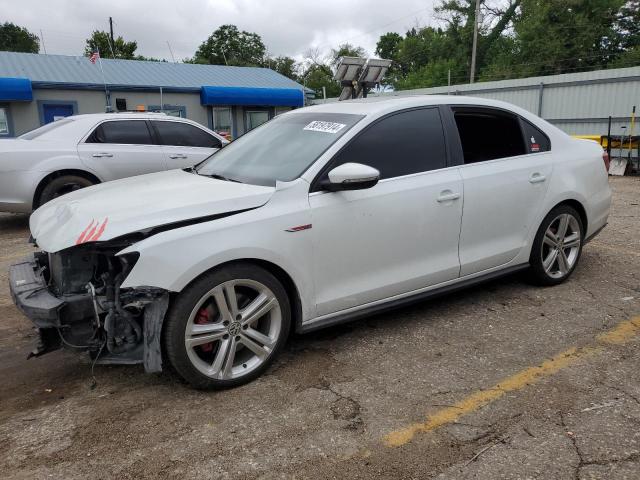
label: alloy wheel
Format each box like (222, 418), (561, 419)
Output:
(184, 279), (282, 380)
(541, 213), (581, 279)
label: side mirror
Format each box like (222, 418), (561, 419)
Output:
(320, 163), (380, 192)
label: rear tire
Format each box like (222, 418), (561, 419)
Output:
(163, 263), (291, 390)
(37, 175), (94, 208)
(528, 205), (584, 286)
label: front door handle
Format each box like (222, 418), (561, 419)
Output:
(437, 191), (461, 203)
(169, 154), (188, 159)
(92, 152), (113, 158)
(529, 172), (546, 184)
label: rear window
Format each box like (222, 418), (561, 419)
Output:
(87, 120), (153, 145)
(19, 118), (76, 140)
(152, 121), (222, 148)
(453, 108), (526, 163)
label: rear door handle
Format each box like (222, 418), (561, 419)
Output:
(169, 154), (188, 159)
(92, 152), (113, 158)
(529, 172), (546, 183)
(437, 191), (461, 203)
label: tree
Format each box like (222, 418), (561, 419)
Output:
(330, 43), (367, 67)
(375, 32), (403, 85)
(193, 25), (266, 67)
(269, 56), (299, 81)
(0, 22), (39, 53)
(85, 30), (137, 59)
(301, 63), (341, 98)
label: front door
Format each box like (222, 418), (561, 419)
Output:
(309, 107), (463, 316)
(43, 103), (74, 124)
(77, 119), (167, 181)
(451, 107), (554, 275)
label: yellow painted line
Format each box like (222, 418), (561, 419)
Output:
(383, 316), (640, 447)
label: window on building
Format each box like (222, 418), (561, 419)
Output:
(147, 105), (186, 118)
(152, 121), (222, 148)
(0, 107), (9, 136)
(87, 120), (153, 145)
(453, 108), (526, 163)
(246, 110), (270, 131)
(213, 107), (232, 136)
(325, 108), (447, 181)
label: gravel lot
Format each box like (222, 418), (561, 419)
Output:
(1, 176), (639, 479)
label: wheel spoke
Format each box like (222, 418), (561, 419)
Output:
(221, 337), (238, 378)
(543, 248), (559, 272)
(224, 283), (240, 319)
(563, 232), (580, 249)
(212, 288), (232, 322)
(243, 327), (275, 349)
(557, 249), (570, 274)
(239, 334), (269, 359)
(186, 330), (226, 348)
(241, 292), (276, 326)
(544, 229), (558, 246)
(556, 214), (569, 241)
(190, 322), (226, 336)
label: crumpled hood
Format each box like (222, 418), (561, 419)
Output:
(30, 169), (275, 252)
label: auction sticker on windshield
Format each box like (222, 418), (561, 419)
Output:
(303, 121), (346, 134)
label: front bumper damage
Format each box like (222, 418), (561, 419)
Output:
(9, 253), (169, 373)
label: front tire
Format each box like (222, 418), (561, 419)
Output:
(163, 263), (291, 389)
(529, 205), (584, 286)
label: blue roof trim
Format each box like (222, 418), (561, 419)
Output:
(0, 77), (32, 101)
(201, 86), (304, 107)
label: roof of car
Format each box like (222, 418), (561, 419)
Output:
(299, 95), (517, 116)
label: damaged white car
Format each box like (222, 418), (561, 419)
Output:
(10, 96), (611, 389)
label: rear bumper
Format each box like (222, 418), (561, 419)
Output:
(9, 254), (64, 328)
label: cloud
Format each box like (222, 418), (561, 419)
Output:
(1, 0), (435, 61)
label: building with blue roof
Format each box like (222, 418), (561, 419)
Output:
(0, 51), (308, 138)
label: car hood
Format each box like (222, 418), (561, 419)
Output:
(30, 169), (275, 253)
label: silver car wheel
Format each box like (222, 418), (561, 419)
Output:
(541, 213), (581, 279)
(184, 279), (282, 380)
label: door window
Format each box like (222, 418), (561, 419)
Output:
(87, 120), (153, 145)
(152, 121), (221, 148)
(246, 111), (270, 131)
(325, 107), (447, 181)
(452, 108), (526, 163)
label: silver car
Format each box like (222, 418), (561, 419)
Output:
(0, 112), (228, 213)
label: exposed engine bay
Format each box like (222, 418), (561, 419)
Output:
(10, 240), (168, 372)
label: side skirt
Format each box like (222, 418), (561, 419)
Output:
(298, 264), (529, 334)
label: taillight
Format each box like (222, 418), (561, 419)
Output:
(602, 151), (610, 173)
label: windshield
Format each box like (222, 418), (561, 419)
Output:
(19, 118), (76, 140)
(196, 112), (364, 186)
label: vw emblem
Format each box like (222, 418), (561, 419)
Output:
(228, 321), (242, 336)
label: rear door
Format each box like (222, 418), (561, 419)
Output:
(151, 120), (223, 169)
(77, 119), (167, 181)
(449, 107), (553, 276)
(309, 107), (463, 316)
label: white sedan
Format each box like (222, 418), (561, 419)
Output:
(0, 112), (228, 213)
(10, 96), (611, 389)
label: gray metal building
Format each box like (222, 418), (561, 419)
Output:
(0, 52), (308, 139)
(318, 66), (640, 136)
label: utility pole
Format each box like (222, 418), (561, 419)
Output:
(109, 17), (115, 45)
(469, 0), (481, 83)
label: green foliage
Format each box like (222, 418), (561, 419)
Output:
(85, 30), (137, 59)
(270, 56), (299, 81)
(302, 63), (341, 98)
(373, 0), (639, 90)
(193, 24), (266, 67)
(330, 43), (367, 66)
(0, 22), (39, 53)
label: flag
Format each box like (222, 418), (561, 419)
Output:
(89, 51), (99, 64)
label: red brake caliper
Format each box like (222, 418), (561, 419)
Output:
(195, 308), (214, 352)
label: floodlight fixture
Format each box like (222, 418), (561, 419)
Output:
(358, 58), (393, 85)
(334, 56), (366, 82)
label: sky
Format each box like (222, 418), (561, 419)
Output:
(1, 0), (437, 62)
